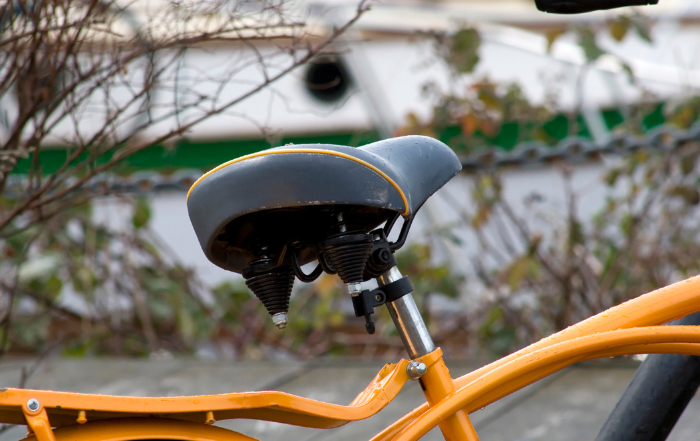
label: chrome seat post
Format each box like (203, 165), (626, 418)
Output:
(378, 266), (435, 359)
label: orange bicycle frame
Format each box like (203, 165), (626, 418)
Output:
(3, 275), (700, 441)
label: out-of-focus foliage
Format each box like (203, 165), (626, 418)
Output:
(395, 14), (700, 357)
(0, 0), (370, 362)
(203, 274), (348, 359)
(397, 244), (462, 306)
(434, 28), (482, 75)
(0, 205), (462, 359)
(1, 198), (209, 357)
(7, 8), (700, 362)
(403, 78), (555, 154)
(398, 13), (658, 155)
(666, 97), (700, 130)
(397, 26), (555, 153)
(455, 143), (700, 355)
(607, 13), (653, 43)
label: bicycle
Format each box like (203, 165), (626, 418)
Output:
(2, 134), (700, 441)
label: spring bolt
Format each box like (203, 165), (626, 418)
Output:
(272, 312), (288, 329)
(406, 361), (427, 379)
(337, 212), (347, 233)
(347, 282), (363, 297)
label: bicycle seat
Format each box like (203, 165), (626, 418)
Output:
(187, 135), (461, 273)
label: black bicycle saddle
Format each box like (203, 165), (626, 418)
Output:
(187, 135), (461, 274)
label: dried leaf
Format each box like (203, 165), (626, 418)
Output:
(472, 206), (491, 228)
(609, 17), (630, 42)
(681, 155), (697, 175)
(460, 113), (479, 136)
(545, 28), (566, 53)
(669, 186), (700, 206)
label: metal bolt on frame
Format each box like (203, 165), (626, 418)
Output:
(27, 399), (40, 411)
(406, 361), (428, 379)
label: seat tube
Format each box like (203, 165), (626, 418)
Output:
(379, 267), (479, 441)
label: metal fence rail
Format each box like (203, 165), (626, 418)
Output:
(459, 123), (700, 171)
(5, 123), (700, 197)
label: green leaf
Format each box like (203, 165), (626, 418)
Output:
(72, 266), (96, 295)
(577, 28), (605, 63)
(448, 28), (481, 74)
(619, 213), (635, 235)
(604, 167), (622, 186)
(439, 228), (463, 246)
(527, 234), (542, 256)
(506, 256), (531, 290)
(568, 220), (585, 247)
(478, 89), (502, 111)
(178, 307), (196, 340)
(132, 197), (151, 229)
(621, 62), (635, 83)
(45, 275), (63, 298)
(631, 16), (653, 43)
(478, 306), (517, 355)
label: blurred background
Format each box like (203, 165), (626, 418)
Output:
(2, 0), (700, 364)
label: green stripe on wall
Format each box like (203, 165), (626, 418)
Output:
(11, 105), (665, 175)
(12, 131), (381, 175)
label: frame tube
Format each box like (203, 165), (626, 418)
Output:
(380, 268), (477, 441)
(419, 356), (479, 441)
(372, 274), (700, 441)
(395, 326), (700, 441)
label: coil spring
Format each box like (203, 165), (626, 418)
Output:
(244, 266), (295, 315)
(323, 241), (373, 284)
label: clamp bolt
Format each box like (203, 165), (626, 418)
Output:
(347, 283), (363, 297)
(27, 399), (40, 411)
(406, 361), (427, 379)
(272, 312), (288, 329)
(377, 249), (392, 264)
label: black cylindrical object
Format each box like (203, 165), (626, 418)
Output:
(244, 266), (295, 316)
(536, 0), (658, 14)
(322, 233), (373, 284)
(595, 311), (700, 441)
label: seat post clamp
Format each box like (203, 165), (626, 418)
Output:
(351, 276), (414, 334)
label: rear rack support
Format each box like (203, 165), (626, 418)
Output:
(23, 399), (57, 441)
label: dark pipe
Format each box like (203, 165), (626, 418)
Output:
(535, 0), (658, 14)
(595, 311), (700, 441)
(535, 0), (659, 14)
